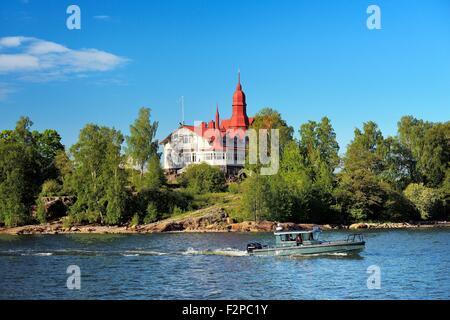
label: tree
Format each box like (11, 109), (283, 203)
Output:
(440, 169), (450, 219)
(344, 121), (386, 175)
(126, 107), (159, 186)
(32, 129), (64, 182)
(68, 124), (127, 225)
(420, 123), (450, 187)
(397, 117), (450, 187)
(249, 108), (294, 153)
(336, 121), (419, 222)
(142, 154), (166, 191)
(299, 117), (339, 192)
(0, 117), (50, 227)
(103, 129), (128, 225)
(404, 183), (442, 220)
(380, 136), (416, 191)
(241, 174), (271, 221)
(0, 141), (30, 227)
(55, 150), (75, 194)
(245, 108), (293, 175)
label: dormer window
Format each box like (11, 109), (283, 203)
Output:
(183, 135), (191, 144)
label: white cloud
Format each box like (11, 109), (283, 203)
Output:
(0, 54), (39, 72)
(66, 49), (124, 72)
(0, 36), (128, 80)
(27, 40), (68, 55)
(0, 36), (27, 48)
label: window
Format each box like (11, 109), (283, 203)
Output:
(183, 135), (191, 144)
(280, 234), (296, 242)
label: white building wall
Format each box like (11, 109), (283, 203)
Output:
(163, 127), (246, 171)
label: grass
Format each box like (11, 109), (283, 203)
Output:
(162, 192), (242, 223)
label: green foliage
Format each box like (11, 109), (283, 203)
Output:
(40, 179), (62, 196)
(143, 203), (160, 224)
(179, 163), (226, 194)
(299, 117), (339, 179)
(130, 213), (140, 226)
(440, 169), (450, 219)
(241, 174), (271, 221)
(404, 183), (442, 220)
(68, 124), (127, 225)
(62, 215), (75, 228)
(0, 116), (61, 227)
(126, 107), (159, 181)
(228, 182), (240, 194)
(126, 187), (192, 224)
(335, 120), (423, 222)
(0, 141), (31, 227)
(250, 108), (294, 152)
(35, 198), (47, 224)
(172, 205), (183, 215)
(380, 136), (416, 191)
(1, 110), (448, 228)
(398, 117), (450, 187)
(334, 171), (418, 222)
(343, 121), (386, 175)
(246, 108), (294, 174)
(141, 155), (166, 191)
(240, 120), (341, 224)
(32, 129), (64, 182)
(54, 150), (75, 194)
(187, 192), (229, 211)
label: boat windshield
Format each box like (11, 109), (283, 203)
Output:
(276, 231), (317, 243)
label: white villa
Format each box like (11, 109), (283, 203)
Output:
(161, 73), (254, 175)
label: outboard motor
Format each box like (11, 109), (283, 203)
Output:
(247, 242), (263, 253)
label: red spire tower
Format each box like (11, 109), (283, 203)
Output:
(229, 70), (249, 128)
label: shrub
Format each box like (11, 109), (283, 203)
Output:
(62, 215), (75, 229)
(40, 179), (62, 196)
(178, 163), (226, 194)
(130, 213), (140, 226)
(35, 199), (47, 224)
(143, 203), (160, 224)
(228, 182), (240, 194)
(172, 205), (183, 215)
(404, 183), (442, 220)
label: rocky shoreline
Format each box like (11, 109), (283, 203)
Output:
(0, 208), (449, 235)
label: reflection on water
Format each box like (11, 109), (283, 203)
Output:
(0, 229), (449, 299)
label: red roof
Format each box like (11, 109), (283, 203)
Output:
(160, 72), (254, 145)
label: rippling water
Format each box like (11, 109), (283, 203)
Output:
(0, 229), (449, 299)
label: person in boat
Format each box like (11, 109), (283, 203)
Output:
(295, 234), (303, 246)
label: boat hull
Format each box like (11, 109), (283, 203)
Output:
(249, 241), (365, 256)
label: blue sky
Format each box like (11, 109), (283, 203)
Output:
(1, 0), (449, 153)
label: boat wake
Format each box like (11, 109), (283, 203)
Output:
(289, 252), (354, 259)
(0, 249), (168, 257)
(182, 247), (248, 257)
(0, 248), (359, 258)
(0, 248), (248, 257)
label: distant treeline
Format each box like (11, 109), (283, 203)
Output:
(0, 108), (448, 227)
(240, 109), (449, 224)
